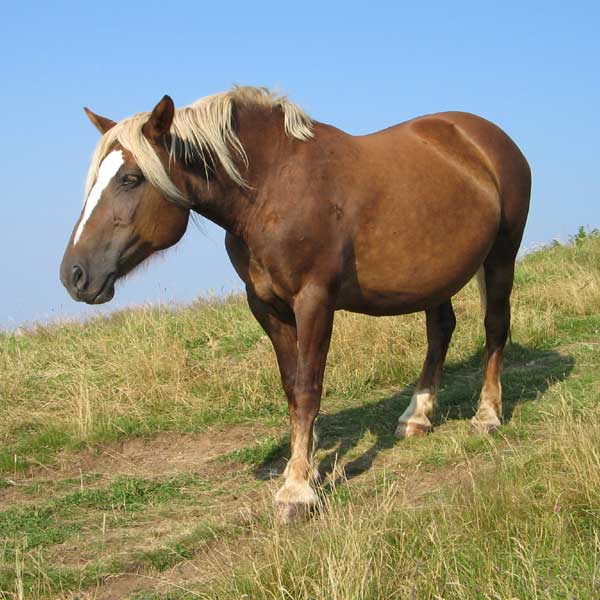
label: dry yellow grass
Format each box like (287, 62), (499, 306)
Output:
(211, 385), (600, 600)
(2, 234), (598, 457)
(0, 230), (599, 599)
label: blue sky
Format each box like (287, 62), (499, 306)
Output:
(0, 1), (598, 329)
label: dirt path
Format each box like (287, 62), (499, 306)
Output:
(0, 425), (275, 510)
(1, 418), (500, 600)
(55, 426), (496, 600)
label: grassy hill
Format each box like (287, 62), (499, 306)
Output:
(1, 230), (599, 599)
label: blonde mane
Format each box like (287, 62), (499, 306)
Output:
(85, 86), (314, 205)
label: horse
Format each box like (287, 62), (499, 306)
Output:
(60, 86), (531, 522)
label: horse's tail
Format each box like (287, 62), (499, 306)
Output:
(476, 266), (487, 315)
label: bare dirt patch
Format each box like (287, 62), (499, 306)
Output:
(60, 425), (275, 478)
(0, 425), (279, 511)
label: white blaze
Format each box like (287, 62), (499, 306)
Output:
(74, 150), (124, 245)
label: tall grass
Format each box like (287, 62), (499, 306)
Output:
(213, 387), (600, 600)
(0, 231), (599, 598)
(2, 233), (598, 474)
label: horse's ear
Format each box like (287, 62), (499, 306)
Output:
(142, 95), (175, 141)
(83, 107), (116, 134)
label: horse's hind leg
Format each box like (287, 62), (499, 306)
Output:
(396, 300), (456, 438)
(471, 252), (516, 433)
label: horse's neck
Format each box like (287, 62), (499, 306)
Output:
(189, 105), (286, 236)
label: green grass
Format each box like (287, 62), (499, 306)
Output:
(135, 521), (241, 572)
(0, 229), (599, 598)
(219, 434), (288, 466)
(0, 474), (206, 557)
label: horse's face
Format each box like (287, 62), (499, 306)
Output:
(60, 105), (189, 304)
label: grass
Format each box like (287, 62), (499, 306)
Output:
(134, 521), (241, 572)
(218, 434), (287, 466)
(0, 229), (599, 598)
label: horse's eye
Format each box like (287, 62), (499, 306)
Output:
(122, 173), (142, 187)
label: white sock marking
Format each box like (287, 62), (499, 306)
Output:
(74, 150), (124, 245)
(398, 389), (435, 427)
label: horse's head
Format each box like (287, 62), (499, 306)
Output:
(60, 97), (190, 304)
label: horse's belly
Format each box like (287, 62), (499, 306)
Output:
(337, 188), (500, 315)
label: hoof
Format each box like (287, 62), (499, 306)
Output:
(395, 421), (433, 439)
(275, 480), (318, 524)
(470, 417), (501, 434)
(275, 500), (315, 524)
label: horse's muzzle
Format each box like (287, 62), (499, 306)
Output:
(60, 258), (116, 304)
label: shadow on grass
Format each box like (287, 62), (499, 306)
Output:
(255, 343), (575, 483)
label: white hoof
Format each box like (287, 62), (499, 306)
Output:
(470, 415), (501, 434)
(275, 480), (318, 524)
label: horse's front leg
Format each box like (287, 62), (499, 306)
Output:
(246, 288), (298, 404)
(275, 284), (334, 523)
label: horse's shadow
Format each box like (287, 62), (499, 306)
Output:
(255, 343), (575, 482)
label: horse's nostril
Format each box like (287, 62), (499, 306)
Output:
(72, 265), (82, 283)
(72, 264), (87, 291)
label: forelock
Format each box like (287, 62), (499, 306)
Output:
(84, 86), (314, 208)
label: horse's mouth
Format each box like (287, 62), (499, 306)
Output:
(88, 272), (117, 305)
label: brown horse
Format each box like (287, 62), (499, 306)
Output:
(60, 86), (530, 522)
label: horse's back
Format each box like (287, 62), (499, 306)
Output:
(359, 110), (529, 195)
